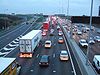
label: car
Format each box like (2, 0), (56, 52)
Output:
(50, 29), (54, 33)
(93, 55), (100, 72)
(90, 26), (95, 31)
(88, 37), (95, 44)
(39, 55), (49, 66)
(97, 30), (100, 34)
(58, 37), (64, 43)
(58, 31), (63, 36)
(50, 32), (54, 36)
(42, 31), (46, 36)
(94, 36), (100, 42)
(77, 30), (82, 35)
(57, 26), (60, 30)
(79, 39), (88, 47)
(60, 50), (69, 61)
(81, 24), (85, 27)
(85, 27), (90, 31)
(16, 63), (21, 75)
(45, 40), (52, 48)
(82, 28), (87, 33)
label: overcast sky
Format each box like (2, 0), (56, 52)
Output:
(0, 0), (100, 16)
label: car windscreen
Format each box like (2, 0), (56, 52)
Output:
(61, 53), (68, 55)
(45, 42), (50, 44)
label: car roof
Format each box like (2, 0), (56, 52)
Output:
(61, 50), (67, 53)
(59, 37), (63, 39)
(45, 40), (51, 43)
(94, 55), (100, 62)
(80, 39), (86, 41)
(40, 55), (49, 62)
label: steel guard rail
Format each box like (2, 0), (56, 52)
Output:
(60, 25), (98, 75)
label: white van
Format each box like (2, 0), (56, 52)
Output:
(93, 55), (100, 71)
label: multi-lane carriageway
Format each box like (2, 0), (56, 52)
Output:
(0, 17), (82, 75)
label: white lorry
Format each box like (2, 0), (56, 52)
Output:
(19, 30), (42, 58)
(93, 55), (100, 72)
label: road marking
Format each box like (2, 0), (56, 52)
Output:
(53, 54), (55, 58)
(1, 18), (40, 57)
(3, 47), (11, 51)
(54, 43), (56, 46)
(15, 38), (19, 41)
(36, 54), (39, 58)
(8, 43), (17, 47)
(12, 40), (19, 44)
(0, 24), (25, 39)
(30, 70), (34, 72)
(53, 70), (56, 73)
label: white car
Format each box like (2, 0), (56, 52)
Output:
(60, 50), (69, 61)
(79, 39), (88, 47)
(57, 26), (60, 30)
(45, 40), (52, 48)
(85, 27), (89, 31)
(77, 30), (82, 35)
(58, 32), (63, 36)
(97, 30), (100, 34)
(17, 64), (21, 75)
(94, 36), (100, 42)
(89, 37), (95, 44)
(93, 55), (100, 72)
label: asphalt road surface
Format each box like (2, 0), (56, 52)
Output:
(5, 22), (76, 75)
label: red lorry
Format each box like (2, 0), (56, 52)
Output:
(43, 21), (49, 31)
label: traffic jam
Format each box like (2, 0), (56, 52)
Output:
(62, 18), (100, 73)
(0, 16), (76, 75)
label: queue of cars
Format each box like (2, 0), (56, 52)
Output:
(40, 25), (69, 67)
(70, 23), (100, 73)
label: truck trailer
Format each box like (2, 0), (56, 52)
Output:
(19, 30), (42, 58)
(43, 21), (49, 31)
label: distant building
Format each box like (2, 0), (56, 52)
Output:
(98, 6), (100, 16)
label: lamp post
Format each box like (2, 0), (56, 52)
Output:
(86, 0), (93, 65)
(67, 0), (69, 19)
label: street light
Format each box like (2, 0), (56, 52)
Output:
(86, 0), (93, 65)
(67, 0), (69, 19)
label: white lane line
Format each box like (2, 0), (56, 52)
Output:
(53, 70), (56, 73)
(36, 54), (39, 58)
(63, 27), (77, 75)
(3, 46), (18, 57)
(2, 18), (40, 57)
(0, 24), (25, 39)
(3, 47), (11, 51)
(53, 54), (55, 58)
(15, 38), (19, 41)
(30, 70), (34, 72)
(5, 47), (15, 51)
(0, 52), (9, 56)
(8, 43), (17, 47)
(12, 40), (19, 44)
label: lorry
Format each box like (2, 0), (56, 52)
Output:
(0, 58), (17, 75)
(19, 30), (42, 58)
(43, 21), (49, 31)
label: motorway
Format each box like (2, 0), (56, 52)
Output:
(72, 23), (100, 63)
(0, 17), (41, 56)
(0, 17), (82, 75)
(62, 19), (100, 74)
